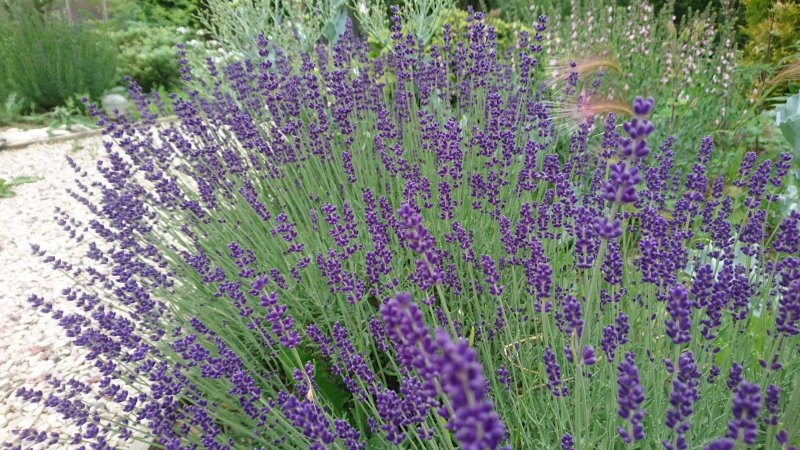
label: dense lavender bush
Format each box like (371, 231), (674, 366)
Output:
(4, 7), (799, 450)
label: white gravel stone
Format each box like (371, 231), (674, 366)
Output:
(0, 138), (138, 449)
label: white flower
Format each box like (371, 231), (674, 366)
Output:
(357, 1), (367, 15)
(176, 27), (187, 35)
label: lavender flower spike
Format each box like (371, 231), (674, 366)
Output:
(665, 283), (692, 344)
(434, 328), (508, 450)
(703, 439), (735, 450)
(617, 352), (646, 443)
(725, 381), (761, 444)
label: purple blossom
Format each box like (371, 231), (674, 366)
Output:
(380, 293), (508, 449)
(582, 345), (596, 366)
(277, 391), (336, 447)
(397, 203), (444, 290)
(496, 365), (511, 392)
(776, 257), (800, 336)
(601, 324), (618, 362)
(703, 439), (735, 450)
(561, 295), (584, 337)
(434, 329), (508, 450)
(602, 241), (624, 285)
(260, 291), (301, 348)
(707, 365), (720, 384)
(481, 254), (504, 296)
(595, 216), (622, 240)
(725, 381), (761, 444)
(543, 345), (567, 397)
(665, 284), (692, 344)
(663, 351), (701, 450)
(763, 384), (780, 425)
(604, 162), (642, 203)
(561, 433), (575, 450)
(726, 362), (743, 390)
(617, 352), (646, 443)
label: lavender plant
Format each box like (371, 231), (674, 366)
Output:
(4, 7), (800, 450)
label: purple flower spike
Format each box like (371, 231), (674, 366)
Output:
(561, 433), (575, 450)
(277, 391), (336, 447)
(764, 384), (780, 425)
(582, 345), (596, 366)
(776, 257), (800, 336)
(665, 283), (692, 344)
(601, 325), (618, 362)
(496, 365), (511, 392)
(260, 291), (301, 348)
(604, 162), (642, 203)
(776, 428), (788, 445)
(434, 329), (508, 450)
(543, 345), (567, 397)
(726, 362), (743, 390)
(617, 352), (646, 443)
(725, 381), (761, 444)
(663, 351), (701, 450)
(380, 293), (508, 449)
(633, 96), (655, 115)
(562, 295), (584, 337)
(595, 216), (622, 239)
(397, 203), (444, 290)
(703, 439), (735, 450)
(379, 292), (436, 375)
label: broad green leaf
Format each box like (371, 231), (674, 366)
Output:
(275, 345), (351, 415)
(775, 92), (800, 153)
(0, 178), (15, 198)
(9, 175), (40, 186)
(312, 360), (351, 416)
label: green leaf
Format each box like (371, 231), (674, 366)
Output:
(9, 175), (40, 186)
(321, 4), (347, 44)
(312, 359), (351, 415)
(275, 345), (351, 416)
(775, 92), (800, 153)
(367, 433), (392, 449)
(0, 178), (15, 198)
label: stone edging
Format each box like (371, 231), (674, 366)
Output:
(0, 116), (178, 151)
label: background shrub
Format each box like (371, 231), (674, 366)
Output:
(742, 0), (800, 66)
(104, 0), (206, 28)
(428, 8), (530, 54)
(111, 22), (185, 92)
(0, 3), (116, 111)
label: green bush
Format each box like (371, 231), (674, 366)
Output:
(742, 0), (800, 66)
(430, 8), (530, 54)
(104, 0), (206, 28)
(112, 22), (185, 92)
(0, 4), (116, 111)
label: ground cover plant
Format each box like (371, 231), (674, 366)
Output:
(3, 5), (800, 450)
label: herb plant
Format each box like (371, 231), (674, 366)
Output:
(5, 7), (799, 450)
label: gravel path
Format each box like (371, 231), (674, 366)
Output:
(0, 138), (131, 449)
